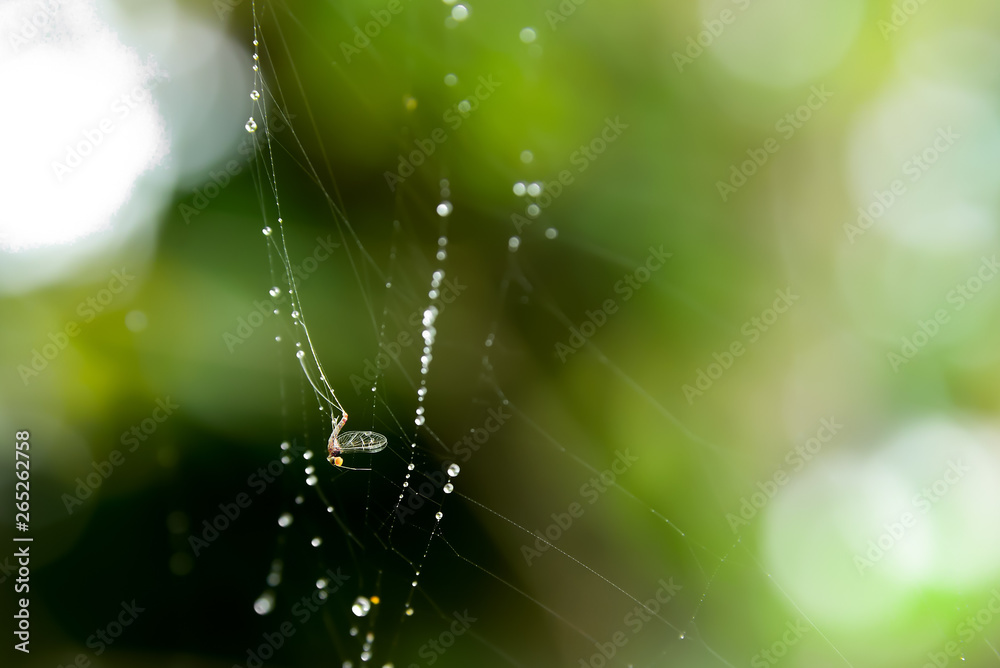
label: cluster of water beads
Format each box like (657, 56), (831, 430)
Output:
(512, 179), (559, 239)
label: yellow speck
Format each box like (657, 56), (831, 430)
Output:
(370, 596), (380, 604)
(404, 96), (418, 111)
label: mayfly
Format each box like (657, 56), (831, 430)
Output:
(327, 411), (388, 469)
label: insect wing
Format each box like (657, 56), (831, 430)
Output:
(337, 431), (388, 453)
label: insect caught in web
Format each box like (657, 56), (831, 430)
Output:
(327, 411), (388, 470)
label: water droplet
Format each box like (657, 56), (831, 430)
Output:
(407, 463), (415, 471)
(252, 64), (259, 71)
(415, 416), (425, 426)
(444, 482), (454, 493)
(262, 226), (272, 236)
(520, 27), (537, 43)
(679, 632), (685, 639)
(303, 450), (314, 460)
(311, 536), (322, 547)
(352, 596), (372, 617)
(447, 463), (461, 477)
(253, 39), (258, 46)
(361, 651), (372, 661)
(250, 90), (260, 100)
(278, 513), (293, 527)
(435, 511), (443, 520)
(545, 227), (558, 239)
(269, 286), (281, 297)
(281, 441), (290, 450)
(294, 495), (304, 504)
(526, 203), (540, 217)
(275, 335), (282, 342)
(405, 606), (414, 616)
(350, 626), (359, 636)
(508, 236), (521, 251)
(245, 117), (257, 133)
(254, 591), (275, 615)
(513, 182), (526, 196)
(428, 289), (439, 299)
(306, 475), (318, 486)
(527, 182), (542, 197)
(436, 201), (453, 217)
(520, 150), (533, 163)
(451, 4), (469, 21)
(267, 572), (281, 586)
(437, 250), (447, 260)
(252, 53), (259, 60)
(444, 73), (458, 86)
(291, 310), (300, 319)
(457, 99), (471, 113)
(296, 350), (305, 359)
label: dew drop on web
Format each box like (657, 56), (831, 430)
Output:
(245, 117), (257, 133)
(447, 463), (460, 477)
(277, 512), (293, 527)
(253, 591), (274, 615)
(352, 596), (372, 617)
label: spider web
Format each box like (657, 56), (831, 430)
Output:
(231, 2), (856, 667)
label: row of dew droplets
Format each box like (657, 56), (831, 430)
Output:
(246, 7), (391, 666)
(395, 180), (454, 620)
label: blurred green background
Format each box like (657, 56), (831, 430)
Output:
(3, 0), (1000, 666)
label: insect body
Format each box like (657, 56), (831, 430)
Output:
(327, 412), (388, 468)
